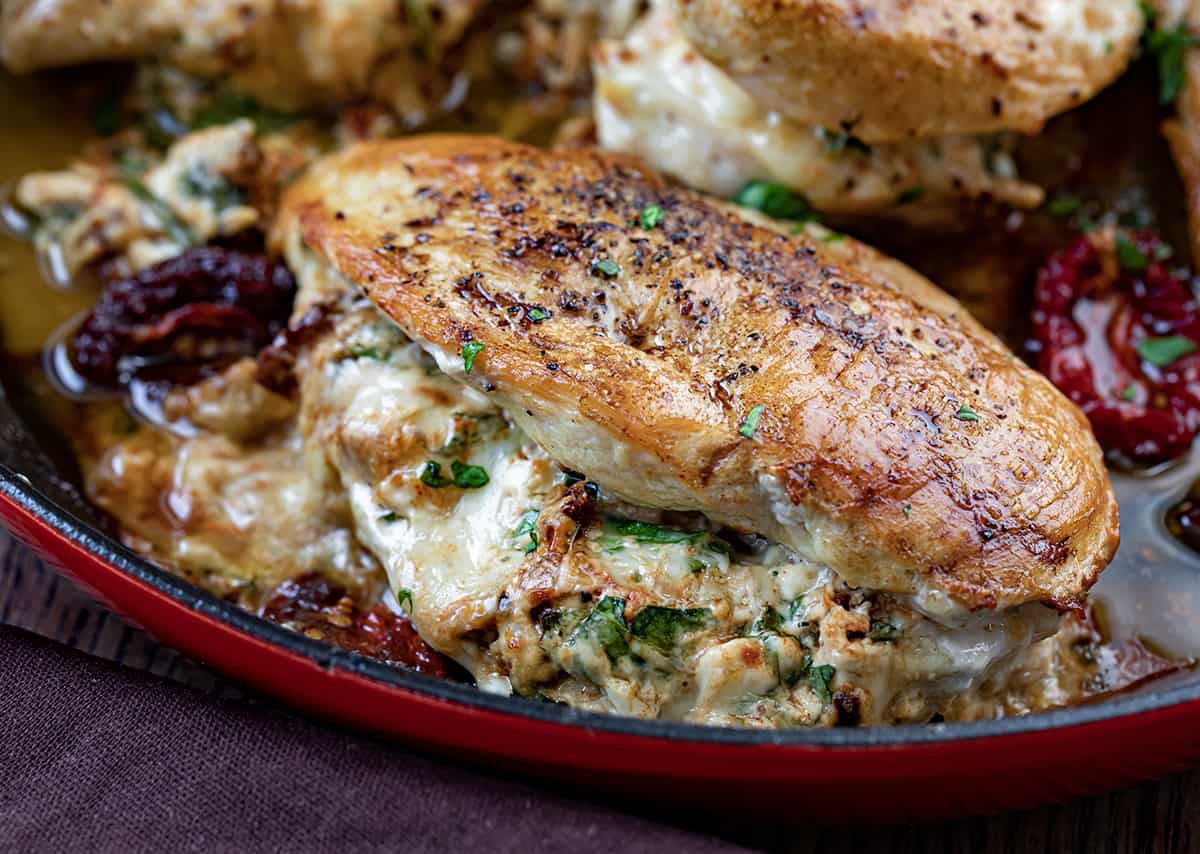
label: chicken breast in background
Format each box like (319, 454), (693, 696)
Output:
(0, 0), (483, 125)
(592, 8), (1044, 222)
(592, 1), (1141, 221)
(278, 134), (1118, 617)
(671, 0), (1144, 143)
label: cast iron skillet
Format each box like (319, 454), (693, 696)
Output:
(3, 371), (1200, 821)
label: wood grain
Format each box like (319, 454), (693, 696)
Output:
(1, 530), (1197, 853)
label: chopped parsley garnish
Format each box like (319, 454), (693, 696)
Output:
(739, 404), (765, 438)
(820, 232), (848, 243)
(955, 405), (979, 422)
(819, 129), (872, 155)
(1136, 335), (1197, 366)
(1121, 384), (1139, 401)
(379, 510), (399, 523)
(868, 619), (902, 642)
(461, 340), (484, 374)
(450, 460), (490, 488)
(629, 606), (710, 654)
(1154, 242), (1175, 261)
(348, 346), (389, 360)
(513, 509), (540, 554)
(640, 205), (665, 230)
(395, 588), (414, 612)
(897, 186), (926, 205)
(1116, 233), (1149, 271)
(420, 460), (489, 488)
(1144, 14), (1200, 104)
(593, 258), (621, 278)
(419, 461), (452, 487)
(735, 180), (815, 222)
(574, 596), (630, 660)
(1045, 195), (1082, 217)
(527, 307), (551, 322)
(902, 504), (912, 519)
(808, 663), (836, 704)
(787, 596), (806, 622)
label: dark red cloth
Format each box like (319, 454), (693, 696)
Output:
(0, 625), (745, 853)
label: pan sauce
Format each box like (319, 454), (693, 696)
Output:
(0, 54), (1197, 726)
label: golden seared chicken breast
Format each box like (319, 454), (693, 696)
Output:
(0, 0), (482, 124)
(268, 135), (1120, 725)
(593, 0), (1141, 220)
(671, 0), (1142, 142)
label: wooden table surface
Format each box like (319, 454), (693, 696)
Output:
(2, 529), (1197, 853)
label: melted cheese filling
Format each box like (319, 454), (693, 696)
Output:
(295, 292), (1060, 726)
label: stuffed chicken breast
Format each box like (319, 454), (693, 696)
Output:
(263, 135), (1121, 725)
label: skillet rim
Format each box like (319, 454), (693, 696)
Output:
(3, 462), (1199, 748)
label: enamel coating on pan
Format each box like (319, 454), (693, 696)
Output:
(3, 467), (1200, 819)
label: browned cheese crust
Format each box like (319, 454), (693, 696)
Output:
(669, 0), (1142, 142)
(275, 135), (1119, 612)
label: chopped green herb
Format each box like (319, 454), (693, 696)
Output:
(955, 405), (979, 422)
(513, 509), (540, 554)
(640, 205), (665, 230)
(348, 346), (389, 360)
(808, 663), (836, 704)
(629, 606), (710, 654)
(461, 340), (484, 374)
(527, 307), (551, 322)
(1046, 195), (1082, 217)
(1116, 233), (1149, 271)
(897, 186), (926, 205)
(739, 404), (765, 438)
(735, 180), (815, 222)
(748, 606), (783, 637)
(1136, 335), (1197, 366)
(820, 232), (848, 243)
(868, 619), (903, 642)
(593, 258), (621, 278)
(379, 510), (399, 523)
(1145, 18), (1200, 104)
(605, 518), (694, 544)
(1154, 242), (1175, 262)
(119, 172), (195, 247)
(1121, 384), (1139, 401)
(450, 460), (490, 489)
(903, 504), (912, 519)
(419, 461), (452, 487)
(193, 91), (299, 133)
(395, 588), (414, 612)
(820, 129), (872, 155)
(572, 596), (630, 660)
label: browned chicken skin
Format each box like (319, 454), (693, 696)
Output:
(276, 135), (1119, 615)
